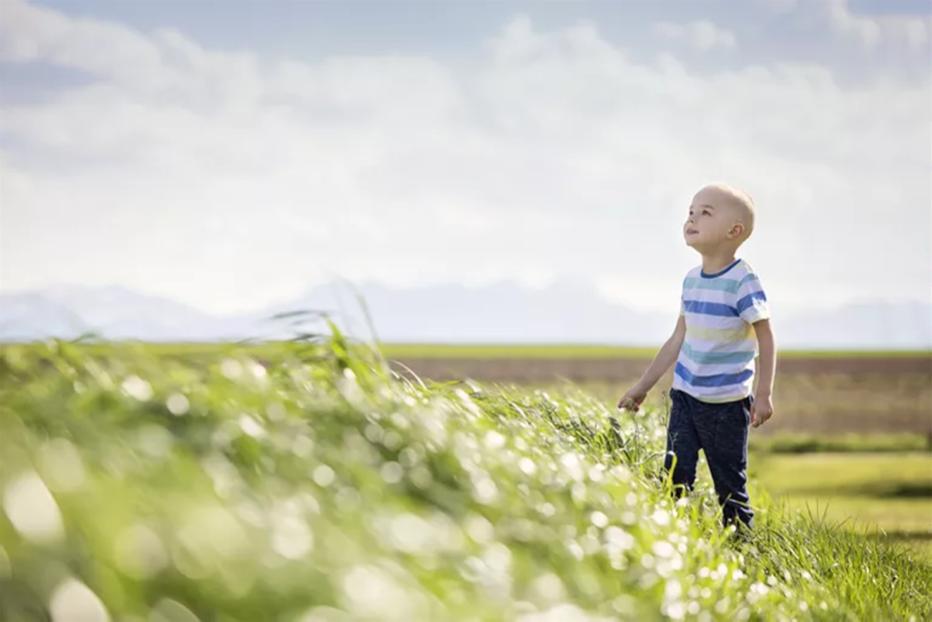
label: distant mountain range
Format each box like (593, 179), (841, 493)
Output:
(1, 281), (929, 349)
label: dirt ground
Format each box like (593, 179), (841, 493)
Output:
(390, 355), (932, 436)
(389, 355), (931, 382)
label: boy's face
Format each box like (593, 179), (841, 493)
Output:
(683, 187), (742, 252)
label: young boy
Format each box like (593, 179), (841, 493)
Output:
(617, 183), (776, 532)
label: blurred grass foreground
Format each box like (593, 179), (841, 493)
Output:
(1, 326), (930, 621)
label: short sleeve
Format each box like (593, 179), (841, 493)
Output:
(736, 272), (770, 324)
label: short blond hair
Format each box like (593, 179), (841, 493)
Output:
(704, 182), (755, 243)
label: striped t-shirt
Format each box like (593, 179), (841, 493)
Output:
(672, 257), (771, 404)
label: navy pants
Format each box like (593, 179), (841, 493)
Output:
(663, 387), (755, 530)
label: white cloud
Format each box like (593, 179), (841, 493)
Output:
(826, 0), (931, 51)
(654, 19), (737, 52)
(0, 0), (928, 316)
(759, 0), (930, 52)
(0, 0), (169, 89)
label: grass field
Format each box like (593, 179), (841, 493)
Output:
(750, 452), (932, 562)
(541, 375), (932, 562)
(44, 341), (928, 361)
(536, 381), (932, 562)
(1, 336), (930, 620)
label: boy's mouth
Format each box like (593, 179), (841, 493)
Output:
(686, 229), (698, 235)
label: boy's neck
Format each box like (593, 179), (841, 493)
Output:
(701, 250), (738, 275)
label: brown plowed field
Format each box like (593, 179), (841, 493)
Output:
(390, 355), (931, 382)
(390, 356), (932, 436)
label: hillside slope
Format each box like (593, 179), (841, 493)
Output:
(0, 334), (928, 620)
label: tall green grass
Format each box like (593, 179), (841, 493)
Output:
(0, 330), (928, 620)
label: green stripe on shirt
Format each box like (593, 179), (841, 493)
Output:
(682, 342), (756, 365)
(683, 277), (741, 294)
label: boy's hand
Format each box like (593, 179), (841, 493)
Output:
(617, 386), (648, 412)
(750, 393), (773, 428)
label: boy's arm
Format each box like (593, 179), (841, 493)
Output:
(634, 314), (686, 391)
(753, 319), (776, 397)
(751, 319), (776, 427)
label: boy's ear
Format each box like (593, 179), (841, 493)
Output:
(729, 223), (745, 239)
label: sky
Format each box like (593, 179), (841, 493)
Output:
(1, 0), (930, 316)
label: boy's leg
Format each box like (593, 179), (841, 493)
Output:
(663, 388), (701, 499)
(703, 396), (755, 530)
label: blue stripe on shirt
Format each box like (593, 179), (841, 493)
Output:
(675, 362), (754, 387)
(682, 299), (739, 317)
(736, 290), (767, 314)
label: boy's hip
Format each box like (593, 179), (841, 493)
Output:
(669, 387), (753, 435)
(670, 387), (753, 410)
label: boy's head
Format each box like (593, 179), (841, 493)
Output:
(683, 183), (755, 253)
